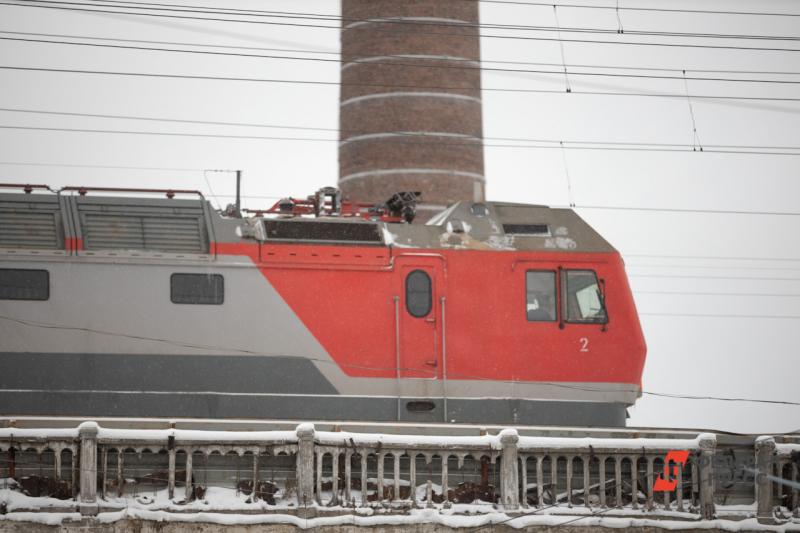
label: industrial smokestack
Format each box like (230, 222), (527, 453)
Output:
(338, 0), (485, 214)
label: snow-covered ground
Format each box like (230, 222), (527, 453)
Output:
(2, 485), (799, 531)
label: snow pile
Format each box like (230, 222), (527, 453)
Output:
(1, 507), (799, 531)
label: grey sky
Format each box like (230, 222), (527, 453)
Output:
(2, 0), (799, 433)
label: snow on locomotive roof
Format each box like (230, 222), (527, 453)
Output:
(0, 187), (616, 254)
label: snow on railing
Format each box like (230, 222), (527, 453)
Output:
(1, 423), (798, 525)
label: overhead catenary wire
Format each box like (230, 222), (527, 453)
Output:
(10, 0), (800, 44)
(634, 290), (800, 297)
(3, 65), (800, 105)
(5, 29), (800, 78)
(1, 313), (799, 406)
(4, 106), (800, 154)
(6, 35), (800, 86)
(4, 0), (800, 53)
(4, 124), (800, 160)
(78, 0), (800, 19)
(472, 0), (800, 18)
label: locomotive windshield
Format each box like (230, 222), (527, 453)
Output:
(564, 270), (607, 323)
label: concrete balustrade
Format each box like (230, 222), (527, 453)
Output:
(1, 423), (798, 524)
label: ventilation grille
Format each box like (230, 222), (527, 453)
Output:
(78, 201), (208, 253)
(264, 220), (383, 244)
(0, 199), (62, 249)
(503, 224), (550, 236)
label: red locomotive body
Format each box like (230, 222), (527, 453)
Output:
(0, 186), (645, 426)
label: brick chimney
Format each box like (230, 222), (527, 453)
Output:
(338, 0), (485, 215)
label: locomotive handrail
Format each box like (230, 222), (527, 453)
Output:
(58, 186), (206, 199)
(0, 183), (55, 193)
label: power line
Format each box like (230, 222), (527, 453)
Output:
(3, 106), (800, 155)
(3, 65), (800, 104)
(630, 274), (800, 281)
(0, 176), (794, 222)
(6, 34), (800, 86)
(628, 264), (800, 272)
(575, 205), (800, 217)
(635, 290), (800, 298)
(641, 312), (800, 320)
(0, 161), (206, 171)
(17, 0), (800, 43)
(89, 0), (800, 20)
(473, 0), (800, 18)
(4, 124), (800, 160)
(4, 0), (800, 53)
(626, 253), (800, 263)
(5, 29), (800, 78)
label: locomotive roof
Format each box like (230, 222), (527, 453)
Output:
(0, 190), (616, 254)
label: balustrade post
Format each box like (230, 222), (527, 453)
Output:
(755, 436), (776, 524)
(252, 453), (259, 503)
(698, 434), (716, 520)
(167, 436), (176, 500)
(344, 450), (352, 505)
(54, 446), (62, 482)
(184, 451), (193, 501)
(295, 423), (316, 507)
(499, 429), (520, 510)
(78, 422), (99, 515)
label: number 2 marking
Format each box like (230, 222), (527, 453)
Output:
(579, 337), (589, 352)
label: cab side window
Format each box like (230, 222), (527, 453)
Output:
(525, 271), (556, 322)
(564, 270), (607, 323)
(405, 270), (432, 317)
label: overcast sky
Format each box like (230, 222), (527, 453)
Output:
(2, 0), (799, 434)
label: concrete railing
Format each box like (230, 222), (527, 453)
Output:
(1, 423), (799, 524)
(517, 433), (716, 518)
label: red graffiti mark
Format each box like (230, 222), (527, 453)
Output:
(653, 450), (690, 492)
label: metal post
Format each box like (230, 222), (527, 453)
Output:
(499, 429), (520, 509)
(296, 423), (316, 507)
(78, 422), (98, 515)
(235, 170), (242, 216)
(698, 434), (716, 520)
(755, 437), (776, 524)
(440, 296), (448, 423)
(394, 296), (401, 421)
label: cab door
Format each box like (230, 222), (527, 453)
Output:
(397, 258), (442, 379)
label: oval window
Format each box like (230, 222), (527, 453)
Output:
(405, 270), (432, 317)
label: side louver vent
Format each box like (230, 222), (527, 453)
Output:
(502, 224), (550, 236)
(264, 220), (383, 244)
(0, 198), (63, 249)
(78, 200), (209, 253)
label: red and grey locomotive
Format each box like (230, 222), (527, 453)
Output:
(0, 185), (646, 426)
